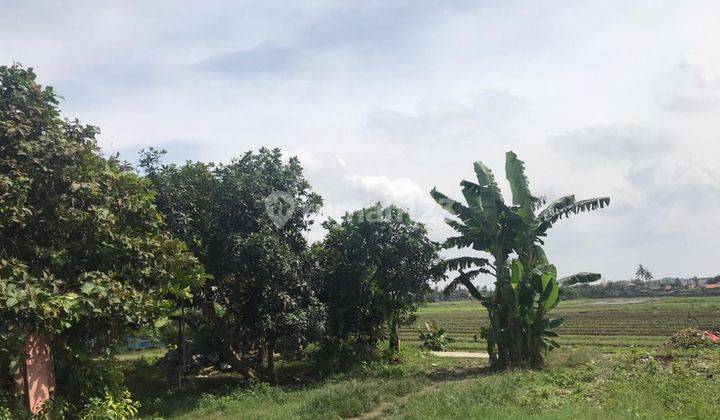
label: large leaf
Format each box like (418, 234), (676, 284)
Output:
(430, 188), (472, 222)
(504, 151), (535, 216)
(539, 196), (610, 226)
(538, 195), (575, 220)
(542, 280), (559, 310)
(510, 259), (523, 290)
(559, 272), (602, 286)
(443, 270), (486, 300)
(435, 256), (492, 273)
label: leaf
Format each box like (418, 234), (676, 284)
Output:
(6, 297), (18, 308)
(443, 270), (486, 300)
(546, 317), (565, 329)
(539, 196), (610, 227)
(154, 317), (170, 329)
(434, 256), (491, 273)
(504, 151), (535, 216)
(80, 282), (95, 294)
(559, 272), (602, 286)
(430, 188), (471, 221)
(542, 280), (559, 311)
(510, 259), (523, 290)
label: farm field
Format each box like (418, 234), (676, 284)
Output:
(400, 296), (720, 353)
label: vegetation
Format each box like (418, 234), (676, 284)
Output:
(315, 204), (441, 363)
(3, 63), (718, 420)
(417, 321), (455, 351)
(431, 152), (609, 368)
(140, 148), (324, 379)
(0, 65), (206, 415)
(117, 331), (720, 419)
(399, 297), (720, 352)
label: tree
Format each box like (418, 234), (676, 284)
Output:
(316, 204), (441, 361)
(431, 151), (609, 368)
(0, 65), (205, 412)
(635, 264), (654, 282)
(140, 148), (324, 378)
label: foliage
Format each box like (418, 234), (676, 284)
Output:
(417, 321), (455, 351)
(121, 342), (720, 419)
(141, 148), (325, 376)
(431, 151), (609, 368)
(0, 64), (205, 412)
(80, 391), (141, 420)
(315, 203), (442, 362)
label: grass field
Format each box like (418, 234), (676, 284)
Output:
(400, 296), (720, 353)
(122, 296), (720, 419)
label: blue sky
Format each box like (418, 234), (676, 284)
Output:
(2, 0), (720, 282)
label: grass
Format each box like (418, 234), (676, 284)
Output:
(121, 296), (720, 419)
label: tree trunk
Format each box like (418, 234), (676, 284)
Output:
(266, 338), (275, 381)
(389, 317), (400, 354)
(177, 300), (185, 388)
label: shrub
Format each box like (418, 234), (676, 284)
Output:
(418, 321), (455, 351)
(79, 391), (140, 420)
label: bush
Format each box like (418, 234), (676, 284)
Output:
(418, 321), (455, 351)
(80, 391), (140, 420)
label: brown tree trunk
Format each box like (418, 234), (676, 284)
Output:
(389, 317), (400, 354)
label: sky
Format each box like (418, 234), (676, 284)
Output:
(2, 0), (719, 283)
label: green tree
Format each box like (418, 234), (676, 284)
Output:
(140, 148), (324, 378)
(431, 151), (609, 368)
(316, 204), (441, 361)
(0, 65), (205, 412)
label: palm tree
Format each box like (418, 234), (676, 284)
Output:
(431, 151), (609, 368)
(635, 265), (654, 282)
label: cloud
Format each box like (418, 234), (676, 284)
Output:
(364, 91), (524, 147)
(552, 125), (675, 162)
(347, 175), (426, 206)
(198, 43), (301, 77)
(659, 62), (720, 113)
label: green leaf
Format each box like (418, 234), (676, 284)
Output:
(154, 317), (169, 329)
(559, 272), (602, 286)
(504, 151), (535, 216)
(546, 317), (565, 329)
(510, 259), (523, 290)
(80, 282), (95, 294)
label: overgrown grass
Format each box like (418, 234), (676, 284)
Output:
(121, 297), (720, 418)
(382, 348), (720, 419)
(123, 344), (720, 419)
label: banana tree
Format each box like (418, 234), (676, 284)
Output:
(431, 151), (609, 368)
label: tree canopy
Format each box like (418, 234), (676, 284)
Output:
(0, 64), (206, 412)
(316, 203), (441, 360)
(140, 148), (324, 376)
